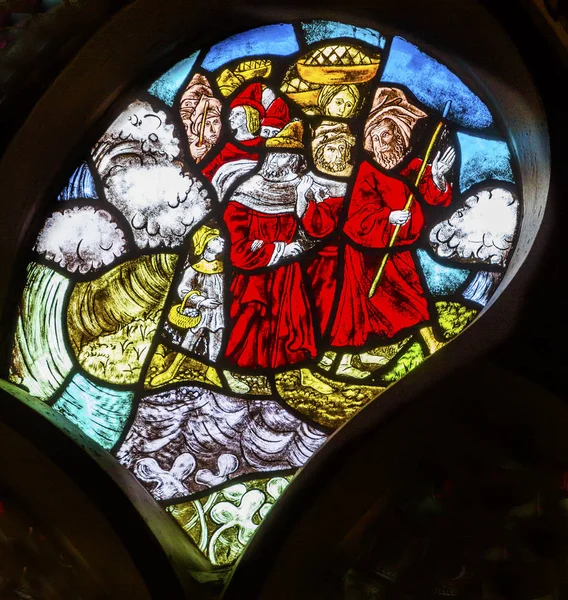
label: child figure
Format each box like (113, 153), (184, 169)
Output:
(151, 225), (224, 387)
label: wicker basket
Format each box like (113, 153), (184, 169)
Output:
(297, 61), (379, 84)
(168, 290), (202, 330)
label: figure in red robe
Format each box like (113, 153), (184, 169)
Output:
(331, 87), (456, 348)
(202, 82), (265, 181)
(223, 120), (341, 368)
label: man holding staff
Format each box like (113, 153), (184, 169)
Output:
(330, 87), (455, 348)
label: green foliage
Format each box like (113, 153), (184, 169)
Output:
(436, 301), (478, 339)
(383, 342), (425, 383)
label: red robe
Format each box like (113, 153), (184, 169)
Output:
(201, 138), (263, 181)
(305, 197), (344, 336)
(330, 158), (452, 347)
(224, 197), (340, 369)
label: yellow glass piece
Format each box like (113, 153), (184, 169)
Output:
(335, 338), (409, 379)
(317, 351), (336, 371)
(223, 371), (271, 395)
(297, 45), (380, 84)
(419, 325), (447, 355)
(276, 369), (385, 429)
(67, 254), (177, 385)
(146, 344), (222, 389)
(382, 342), (425, 383)
(435, 301), (478, 339)
(169, 476), (292, 567)
(234, 59), (272, 80)
(216, 69), (245, 97)
(77, 313), (160, 385)
(280, 64), (321, 108)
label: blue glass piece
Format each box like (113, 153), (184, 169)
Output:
(416, 249), (470, 296)
(381, 37), (492, 129)
(57, 162), (98, 201)
(201, 24), (299, 71)
(302, 20), (385, 47)
(52, 373), (133, 450)
(457, 132), (514, 193)
(463, 271), (501, 306)
(148, 51), (200, 107)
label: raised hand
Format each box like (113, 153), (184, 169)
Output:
(296, 175), (314, 198)
(296, 175), (313, 218)
(432, 146), (456, 190)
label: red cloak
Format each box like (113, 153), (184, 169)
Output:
(201, 138), (263, 181)
(330, 158), (452, 347)
(224, 197), (340, 369)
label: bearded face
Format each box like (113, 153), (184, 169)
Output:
(260, 152), (303, 181)
(315, 139), (352, 173)
(368, 119), (407, 169)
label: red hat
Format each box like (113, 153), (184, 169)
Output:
(230, 83), (265, 118)
(261, 97), (290, 130)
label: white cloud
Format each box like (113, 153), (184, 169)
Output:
(95, 100), (182, 172)
(35, 206), (127, 273)
(429, 187), (519, 267)
(104, 163), (211, 249)
(92, 98), (213, 249)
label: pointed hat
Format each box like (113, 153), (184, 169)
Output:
(230, 82), (265, 117)
(262, 97), (291, 129)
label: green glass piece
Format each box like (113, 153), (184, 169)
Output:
(382, 343), (425, 383)
(10, 263), (73, 400)
(169, 476), (292, 566)
(436, 301), (478, 339)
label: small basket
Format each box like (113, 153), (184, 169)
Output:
(168, 291), (202, 330)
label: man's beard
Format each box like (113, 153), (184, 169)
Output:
(202, 135), (219, 151)
(260, 160), (295, 181)
(317, 152), (350, 173)
(375, 138), (406, 170)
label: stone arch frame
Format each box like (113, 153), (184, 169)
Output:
(0, 0), (555, 597)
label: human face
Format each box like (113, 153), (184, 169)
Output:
(262, 152), (298, 180)
(229, 106), (247, 130)
(371, 120), (397, 156)
(325, 89), (356, 118)
(260, 125), (280, 139)
(206, 236), (225, 256)
(203, 115), (222, 145)
(322, 141), (347, 167)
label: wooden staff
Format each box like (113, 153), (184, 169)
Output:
(195, 98), (209, 164)
(368, 100), (451, 299)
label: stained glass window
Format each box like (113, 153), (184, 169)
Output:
(8, 20), (521, 568)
